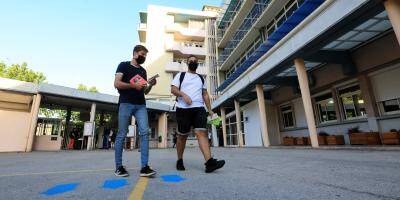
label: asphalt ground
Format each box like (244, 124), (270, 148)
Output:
(0, 148), (399, 200)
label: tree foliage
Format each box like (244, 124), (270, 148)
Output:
(78, 84), (98, 93)
(0, 61), (46, 83)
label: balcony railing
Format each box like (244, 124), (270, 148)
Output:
(165, 62), (207, 75)
(165, 24), (205, 38)
(165, 42), (206, 56)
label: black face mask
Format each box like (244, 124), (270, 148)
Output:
(188, 62), (198, 71)
(136, 55), (146, 65)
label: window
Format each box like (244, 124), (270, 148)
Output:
(225, 111), (245, 146)
(315, 93), (337, 123)
(150, 127), (156, 139)
(280, 105), (295, 128)
(379, 98), (400, 115)
(339, 85), (367, 120)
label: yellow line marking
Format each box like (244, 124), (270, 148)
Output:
(128, 177), (149, 200)
(0, 168), (137, 178)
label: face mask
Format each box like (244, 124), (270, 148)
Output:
(188, 62), (198, 71)
(136, 55), (146, 65)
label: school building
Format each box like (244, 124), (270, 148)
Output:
(212, 0), (400, 147)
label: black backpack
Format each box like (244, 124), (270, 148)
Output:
(173, 72), (205, 109)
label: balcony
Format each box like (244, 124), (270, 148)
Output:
(165, 24), (205, 41)
(165, 42), (206, 57)
(165, 62), (207, 75)
(138, 23), (147, 43)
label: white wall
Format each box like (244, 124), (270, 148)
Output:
(293, 98), (307, 128)
(0, 109), (31, 152)
(378, 118), (400, 133)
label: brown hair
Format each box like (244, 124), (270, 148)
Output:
(187, 54), (198, 62)
(133, 45), (149, 53)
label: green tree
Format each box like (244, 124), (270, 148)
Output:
(39, 108), (66, 119)
(0, 62), (6, 77)
(89, 86), (98, 93)
(77, 84), (99, 93)
(0, 62), (46, 83)
(77, 84), (88, 91)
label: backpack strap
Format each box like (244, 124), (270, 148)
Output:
(178, 72), (186, 91)
(173, 72), (186, 110)
(197, 74), (204, 87)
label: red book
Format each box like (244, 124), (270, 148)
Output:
(130, 74), (147, 90)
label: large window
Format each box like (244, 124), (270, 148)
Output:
(280, 105), (295, 128)
(226, 115), (237, 146)
(338, 85), (367, 120)
(264, 0), (303, 38)
(225, 112), (245, 146)
(315, 93), (337, 123)
(378, 98), (400, 115)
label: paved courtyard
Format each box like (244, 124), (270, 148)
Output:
(0, 148), (400, 200)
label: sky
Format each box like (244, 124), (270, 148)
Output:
(0, 0), (221, 95)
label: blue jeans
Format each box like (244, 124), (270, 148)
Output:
(115, 103), (149, 168)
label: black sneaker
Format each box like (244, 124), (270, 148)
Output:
(140, 165), (156, 177)
(114, 166), (129, 177)
(205, 158), (225, 173)
(176, 159), (185, 171)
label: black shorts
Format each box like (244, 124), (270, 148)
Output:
(176, 107), (208, 135)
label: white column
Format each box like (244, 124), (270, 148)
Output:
(87, 103), (96, 151)
(26, 94), (41, 152)
(158, 112), (168, 148)
(384, 0), (400, 44)
(211, 125), (219, 147)
(234, 100), (244, 147)
(294, 58), (319, 148)
(256, 84), (271, 147)
(220, 107), (227, 147)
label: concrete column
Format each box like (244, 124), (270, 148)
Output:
(26, 94), (41, 152)
(294, 58), (319, 148)
(211, 125), (219, 147)
(220, 107), (227, 147)
(358, 74), (380, 132)
(87, 103), (96, 151)
(234, 100), (244, 147)
(384, 0), (400, 44)
(158, 112), (168, 148)
(256, 84), (271, 147)
(64, 107), (72, 138)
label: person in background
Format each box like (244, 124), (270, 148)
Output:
(68, 128), (78, 150)
(102, 125), (111, 149)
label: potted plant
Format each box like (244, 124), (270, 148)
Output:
(295, 137), (308, 145)
(317, 131), (328, 145)
(381, 129), (400, 145)
(348, 127), (368, 145)
(283, 137), (295, 146)
(326, 134), (345, 145)
(367, 131), (381, 145)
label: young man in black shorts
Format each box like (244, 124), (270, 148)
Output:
(171, 55), (225, 173)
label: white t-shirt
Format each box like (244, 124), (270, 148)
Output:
(171, 72), (206, 109)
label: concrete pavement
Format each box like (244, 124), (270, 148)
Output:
(0, 148), (399, 200)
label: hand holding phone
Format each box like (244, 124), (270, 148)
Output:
(148, 74), (160, 86)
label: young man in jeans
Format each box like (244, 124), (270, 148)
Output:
(171, 55), (225, 173)
(114, 45), (156, 177)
